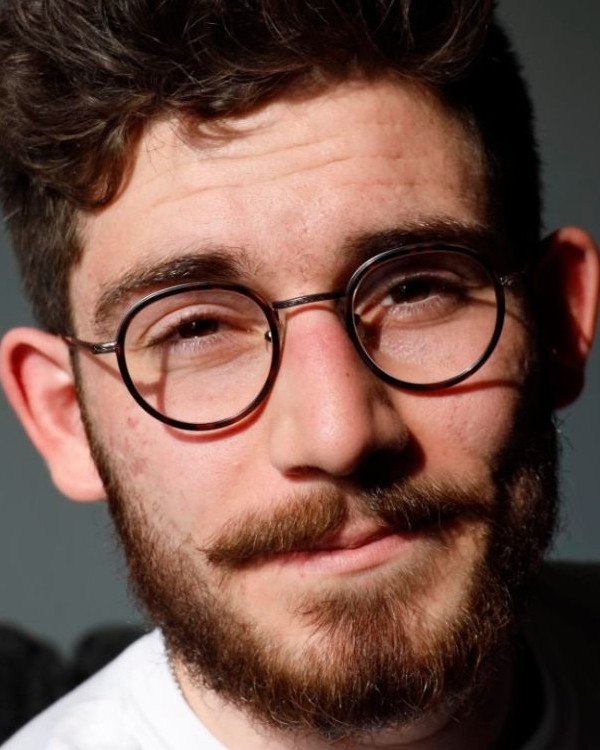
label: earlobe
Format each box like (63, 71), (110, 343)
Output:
(0, 327), (105, 502)
(534, 227), (600, 409)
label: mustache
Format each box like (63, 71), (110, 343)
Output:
(203, 479), (494, 569)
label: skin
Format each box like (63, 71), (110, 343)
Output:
(1, 79), (599, 749)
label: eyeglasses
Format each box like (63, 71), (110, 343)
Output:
(65, 244), (517, 431)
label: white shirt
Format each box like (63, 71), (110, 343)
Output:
(1, 631), (225, 749)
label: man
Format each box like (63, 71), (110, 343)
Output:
(0, 0), (599, 747)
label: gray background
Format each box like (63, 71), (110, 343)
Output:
(1, 0), (599, 654)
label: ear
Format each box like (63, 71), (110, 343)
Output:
(0, 327), (105, 502)
(534, 227), (600, 409)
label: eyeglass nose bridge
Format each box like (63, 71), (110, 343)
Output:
(271, 289), (346, 312)
(269, 289), (350, 343)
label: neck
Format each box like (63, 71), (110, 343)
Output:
(173, 655), (515, 750)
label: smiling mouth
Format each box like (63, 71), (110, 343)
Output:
(269, 510), (473, 576)
(273, 527), (427, 575)
(205, 487), (491, 572)
(280, 494), (494, 576)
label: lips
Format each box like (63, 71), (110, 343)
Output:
(272, 510), (473, 576)
(309, 524), (394, 552)
(273, 527), (420, 576)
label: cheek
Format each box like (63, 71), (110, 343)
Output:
(398, 325), (531, 477)
(80, 360), (253, 539)
(440, 391), (517, 464)
(400, 391), (518, 480)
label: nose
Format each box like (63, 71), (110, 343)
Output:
(266, 305), (409, 478)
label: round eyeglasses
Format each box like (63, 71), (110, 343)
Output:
(65, 245), (513, 431)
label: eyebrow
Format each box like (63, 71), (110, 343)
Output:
(92, 217), (505, 336)
(345, 218), (504, 273)
(93, 246), (260, 334)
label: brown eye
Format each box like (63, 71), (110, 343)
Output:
(178, 319), (220, 339)
(384, 277), (437, 305)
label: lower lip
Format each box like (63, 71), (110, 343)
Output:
(275, 532), (421, 576)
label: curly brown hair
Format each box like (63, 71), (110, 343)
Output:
(0, 0), (539, 333)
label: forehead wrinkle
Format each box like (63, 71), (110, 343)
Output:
(138, 89), (471, 200)
(146, 150), (415, 207)
(92, 245), (262, 335)
(138, 120), (355, 195)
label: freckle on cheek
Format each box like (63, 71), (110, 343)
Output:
(126, 414), (140, 429)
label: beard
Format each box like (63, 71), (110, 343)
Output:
(80, 373), (559, 742)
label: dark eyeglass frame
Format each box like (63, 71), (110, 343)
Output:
(64, 243), (512, 431)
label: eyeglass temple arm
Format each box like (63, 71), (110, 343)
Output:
(63, 335), (118, 356)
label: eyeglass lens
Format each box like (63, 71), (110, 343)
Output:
(122, 288), (274, 427)
(120, 250), (500, 428)
(352, 250), (499, 387)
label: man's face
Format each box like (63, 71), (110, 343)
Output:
(71, 81), (556, 737)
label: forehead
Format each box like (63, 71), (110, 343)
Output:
(74, 79), (486, 332)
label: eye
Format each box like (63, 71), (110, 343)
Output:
(372, 271), (465, 316)
(150, 311), (245, 354)
(177, 318), (220, 339)
(382, 275), (450, 306)
(127, 291), (271, 365)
